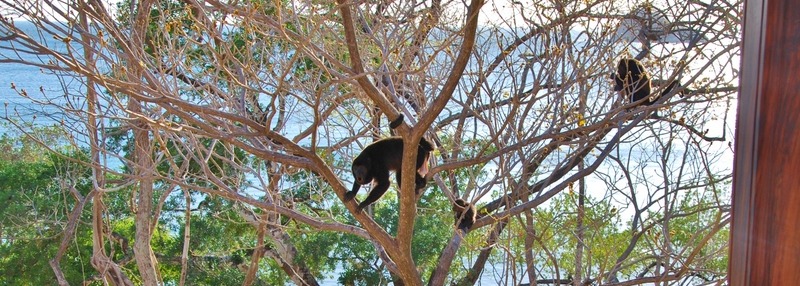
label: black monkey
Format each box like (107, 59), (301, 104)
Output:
(613, 58), (655, 106)
(345, 136), (435, 211)
(453, 199), (476, 231)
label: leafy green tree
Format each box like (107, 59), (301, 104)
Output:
(0, 128), (95, 284)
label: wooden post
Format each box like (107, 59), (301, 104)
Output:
(731, 0), (800, 284)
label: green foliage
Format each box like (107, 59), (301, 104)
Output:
(0, 129), (97, 285)
(331, 185), (453, 284)
(653, 187), (730, 279)
(293, 229), (339, 275)
(475, 191), (631, 281)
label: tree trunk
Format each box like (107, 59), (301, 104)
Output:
(574, 167), (585, 286)
(525, 210), (537, 286)
(242, 221), (266, 286)
(458, 220), (508, 285)
(266, 223), (320, 286)
(179, 190), (191, 286)
(130, 99), (162, 285)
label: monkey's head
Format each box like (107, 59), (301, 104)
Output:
(352, 162), (372, 185)
(612, 60), (632, 92)
(612, 72), (625, 91)
(453, 199), (468, 212)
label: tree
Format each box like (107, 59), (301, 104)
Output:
(0, 0), (739, 284)
(0, 127), (95, 285)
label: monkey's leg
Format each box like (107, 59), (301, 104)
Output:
(357, 177), (390, 211)
(415, 152), (430, 192)
(394, 171), (426, 197)
(395, 170), (403, 189)
(414, 172), (427, 191)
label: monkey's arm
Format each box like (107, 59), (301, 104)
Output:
(345, 182), (361, 201)
(458, 215), (475, 231)
(453, 207), (463, 224)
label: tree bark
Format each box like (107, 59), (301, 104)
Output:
(127, 0), (162, 283)
(130, 99), (162, 285)
(179, 190), (191, 286)
(242, 222), (266, 286)
(428, 230), (465, 285)
(524, 210), (537, 286)
(574, 167), (585, 286)
(457, 219), (508, 285)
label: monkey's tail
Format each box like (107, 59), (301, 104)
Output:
(389, 114), (404, 129)
(419, 137), (435, 152)
(661, 81), (684, 97)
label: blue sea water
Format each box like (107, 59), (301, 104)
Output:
(0, 21), (78, 130)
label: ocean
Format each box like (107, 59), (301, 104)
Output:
(0, 21), (79, 130)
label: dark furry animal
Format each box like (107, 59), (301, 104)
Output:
(453, 199), (476, 231)
(389, 114), (404, 129)
(613, 58), (654, 106)
(345, 136), (435, 211)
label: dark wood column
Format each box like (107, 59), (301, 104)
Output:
(731, 0), (800, 284)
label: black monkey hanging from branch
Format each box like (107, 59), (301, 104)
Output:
(345, 136), (435, 211)
(452, 199), (476, 232)
(612, 58), (683, 108)
(613, 58), (655, 106)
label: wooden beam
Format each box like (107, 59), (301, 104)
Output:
(731, 0), (800, 284)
